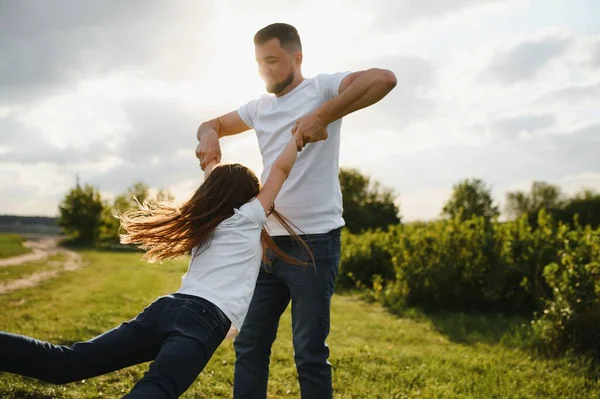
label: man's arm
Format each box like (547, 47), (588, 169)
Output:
(196, 110), (251, 141)
(292, 68), (397, 150)
(318, 68), (397, 124)
(196, 111), (251, 170)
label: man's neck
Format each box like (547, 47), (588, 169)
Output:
(275, 73), (305, 97)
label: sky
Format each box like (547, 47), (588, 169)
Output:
(1, 0), (599, 221)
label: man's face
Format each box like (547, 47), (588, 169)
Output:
(255, 38), (299, 95)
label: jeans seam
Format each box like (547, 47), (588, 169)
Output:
(155, 297), (177, 338)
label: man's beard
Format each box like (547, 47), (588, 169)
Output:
(266, 70), (295, 95)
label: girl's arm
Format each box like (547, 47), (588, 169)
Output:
(256, 132), (303, 213)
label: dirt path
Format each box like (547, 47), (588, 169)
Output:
(0, 236), (66, 267)
(0, 236), (82, 294)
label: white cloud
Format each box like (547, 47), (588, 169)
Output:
(589, 40), (600, 67)
(371, 0), (515, 32)
(1, 1), (599, 222)
(0, 0), (217, 105)
(482, 34), (572, 84)
(343, 55), (437, 131)
(534, 82), (600, 105)
(400, 189), (453, 222)
(0, 163), (72, 216)
(490, 113), (556, 138)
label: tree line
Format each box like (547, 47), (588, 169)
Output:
(57, 169), (600, 245)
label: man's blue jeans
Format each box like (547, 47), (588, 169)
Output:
(233, 227), (342, 399)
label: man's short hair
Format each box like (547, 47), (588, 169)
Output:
(254, 23), (302, 53)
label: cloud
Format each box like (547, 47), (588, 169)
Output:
(348, 120), (600, 201)
(0, 93), (262, 205)
(0, 114), (112, 164)
(373, 0), (508, 31)
(534, 82), (600, 105)
(490, 113), (555, 137)
(77, 98), (262, 196)
(87, 153), (199, 195)
(115, 100), (200, 163)
(0, 162), (72, 216)
(398, 188), (452, 221)
(0, 0), (215, 105)
(1, 1), (599, 223)
(473, 123), (600, 186)
(344, 55), (437, 131)
(545, 123), (600, 173)
(483, 35), (571, 84)
(591, 41), (600, 67)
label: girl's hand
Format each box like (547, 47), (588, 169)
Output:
(204, 159), (219, 180)
(291, 122), (305, 151)
(196, 129), (222, 170)
(291, 113), (327, 151)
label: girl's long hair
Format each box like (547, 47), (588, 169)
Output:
(118, 163), (314, 267)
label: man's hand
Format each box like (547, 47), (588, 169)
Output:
(291, 113), (327, 151)
(196, 129), (221, 170)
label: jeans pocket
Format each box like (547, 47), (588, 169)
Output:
(174, 301), (214, 341)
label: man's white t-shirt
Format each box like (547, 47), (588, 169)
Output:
(238, 71), (351, 236)
(176, 197), (266, 332)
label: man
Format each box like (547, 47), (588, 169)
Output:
(196, 22), (396, 399)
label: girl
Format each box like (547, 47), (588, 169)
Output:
(0, 132), (311, 398)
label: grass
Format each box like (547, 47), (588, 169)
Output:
(0, 250), (599, 398)
(0, 234), (32, 259)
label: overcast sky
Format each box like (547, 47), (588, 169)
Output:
(1, 0), (599, 221)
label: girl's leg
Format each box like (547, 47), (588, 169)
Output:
(123, 333), (214, 399)
(124, 295), (230, 398)
(0, 296), (170, 384)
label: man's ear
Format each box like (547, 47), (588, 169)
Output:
(295, 52), (303, 66)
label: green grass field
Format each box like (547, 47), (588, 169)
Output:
(0, 250), (598, 398)
(0, 234), (32, 259)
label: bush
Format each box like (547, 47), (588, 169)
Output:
(337, 228), (395, 290)
(395, 215), (499, 311)
(338, 211), (600, 358)
(532, 224), (600, 357)
(390, 214), (551, 312)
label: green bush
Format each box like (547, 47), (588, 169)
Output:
(533, 223), (600, 357)
(390, 214), (549, 312)
(339, 211), (600, 358)
(394, 215), (499, 311)
(337, 228), (395, 290)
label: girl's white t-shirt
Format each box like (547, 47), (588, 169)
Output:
(176, 197), (267, 333)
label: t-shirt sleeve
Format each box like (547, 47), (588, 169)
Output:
(314, 71), (352, 101)
(237, 98), (259, 129)
(238, 197), (267, 227)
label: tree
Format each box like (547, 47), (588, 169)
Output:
(58, 183), (105, 244)
(505, 181), (565, 220)
(504, 182), (600, 228)
(559, 188), (600, 228)
(156, 188), (175, 203)
(339, 168), (401, 234)
(442, 178), (499, 222)
(115, 181), (152, 212)
(99, 181), (176, 243)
